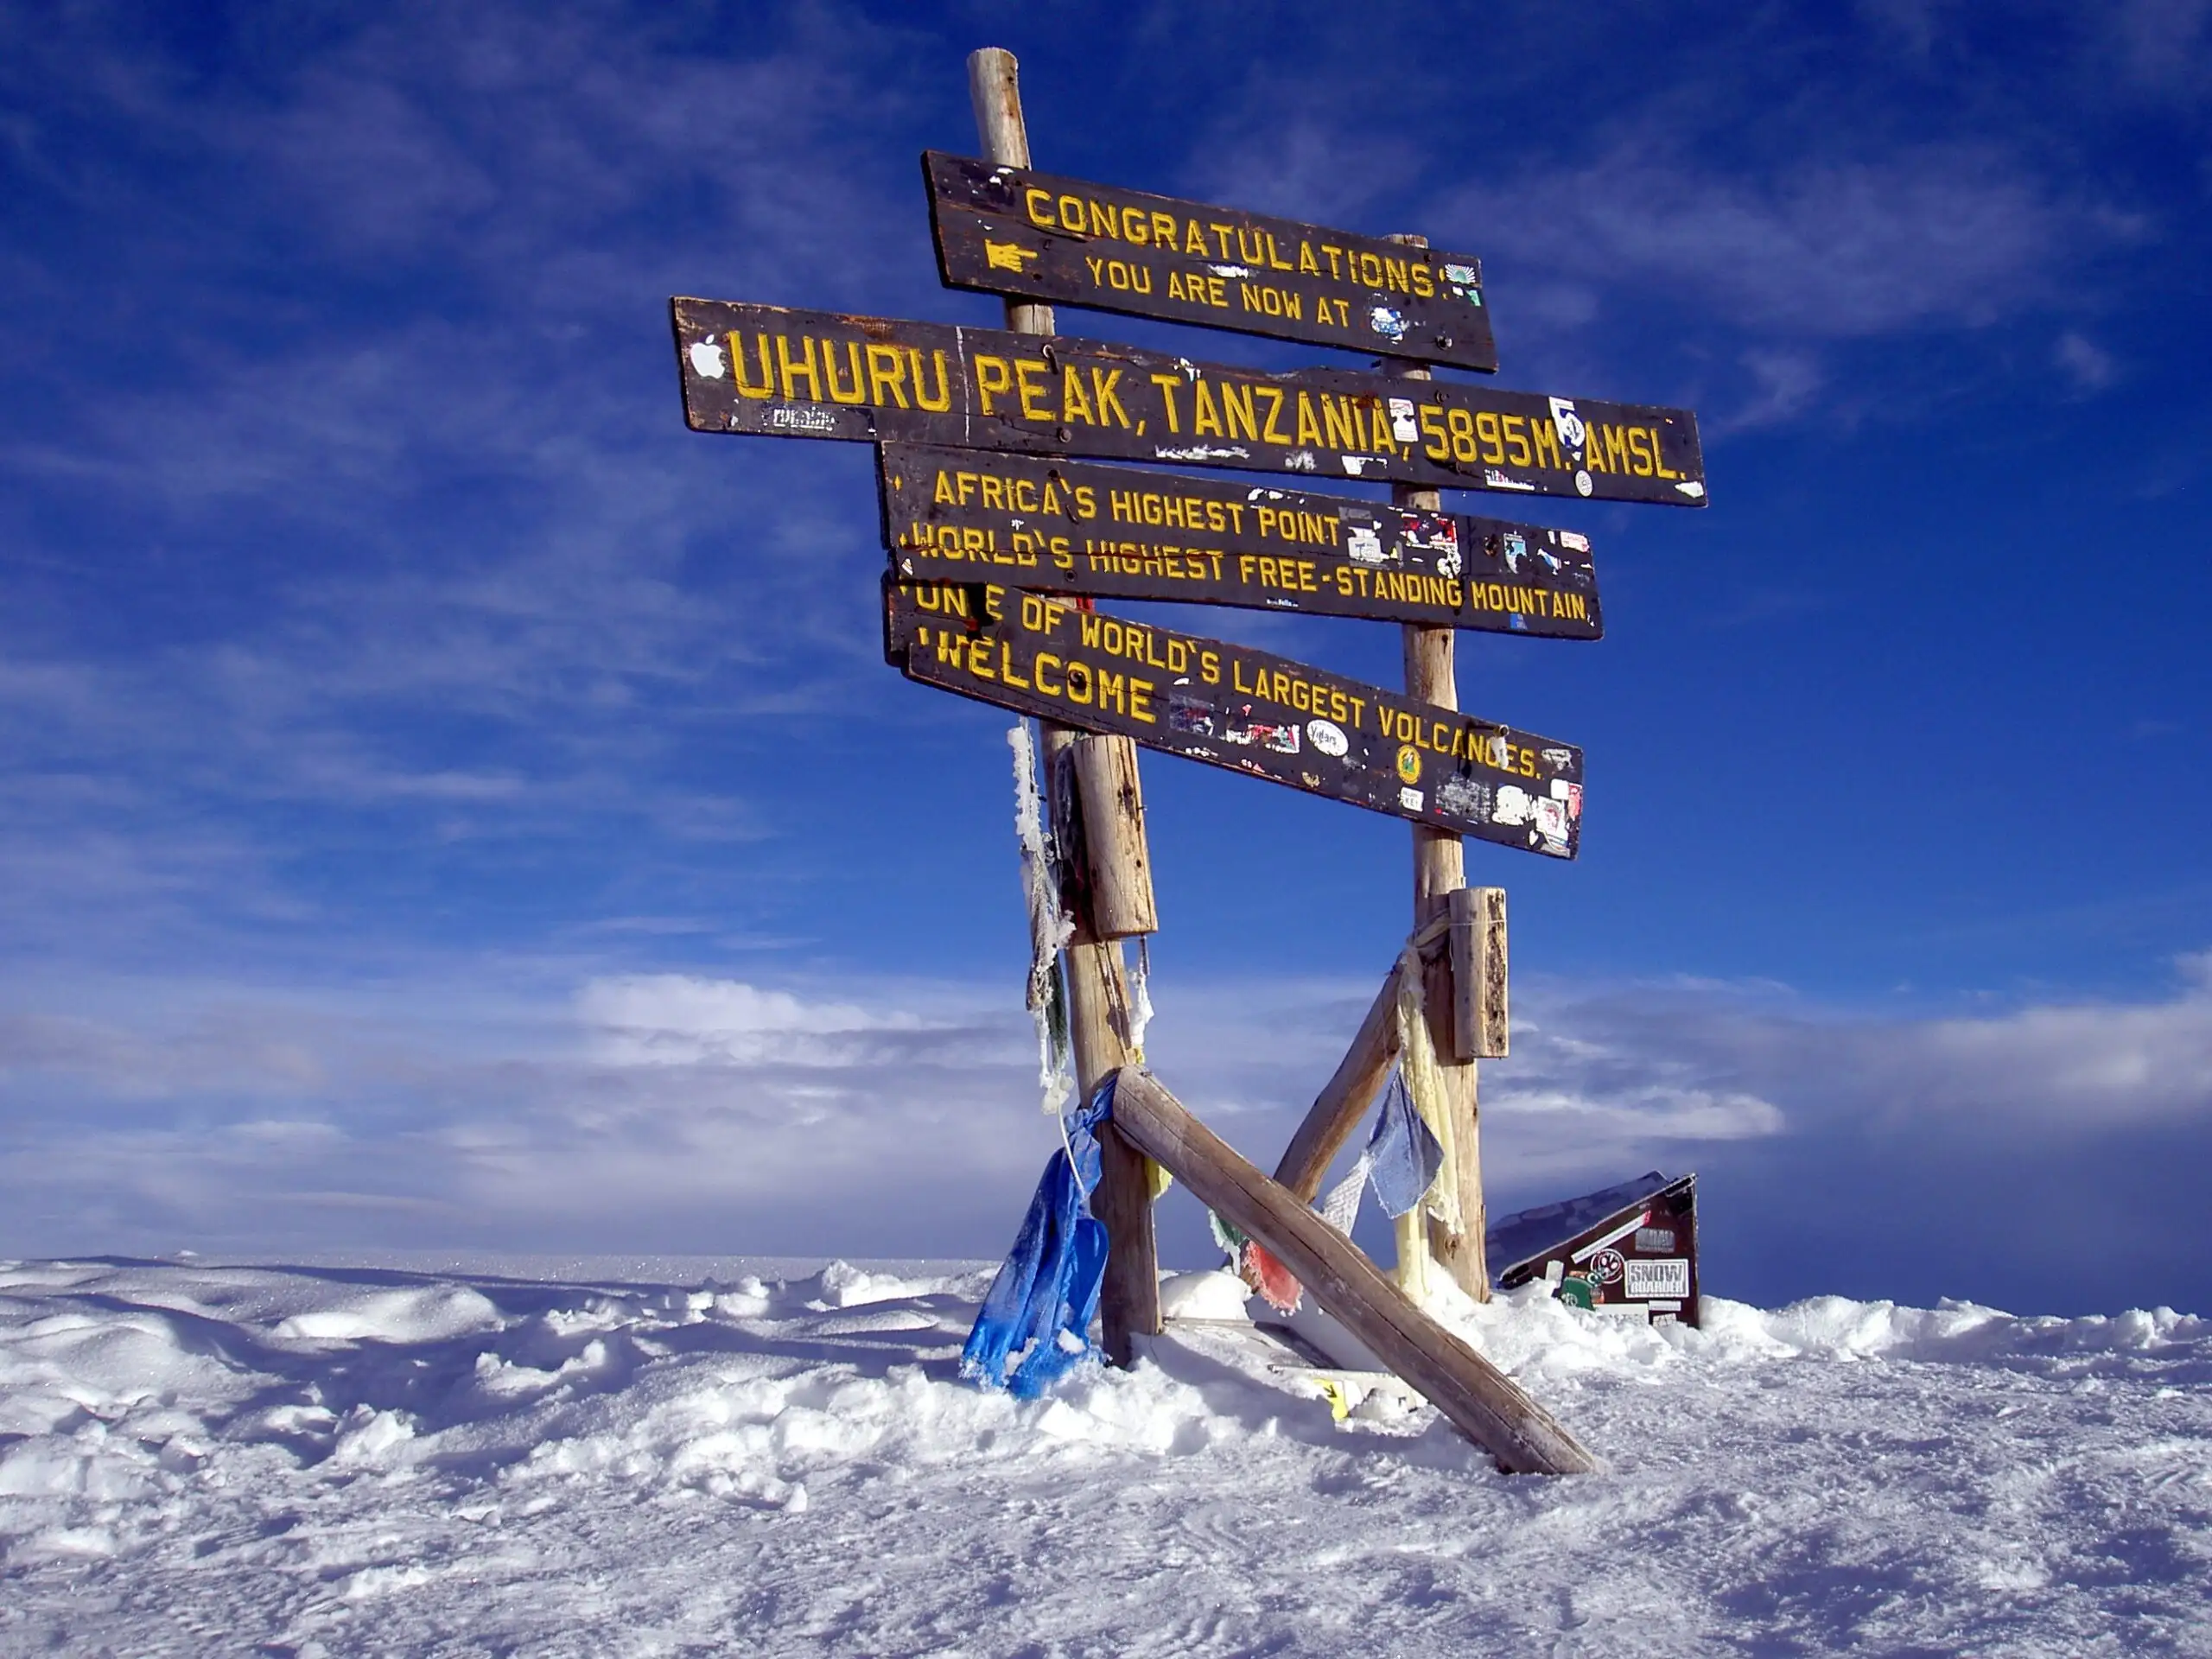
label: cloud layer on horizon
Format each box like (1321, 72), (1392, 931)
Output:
(4, 955), (2209, 1313)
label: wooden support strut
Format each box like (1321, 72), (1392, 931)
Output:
(1272, 909), (1452, 1202)
(969, 46), (1161, 1366)
(1110, 1067), (1598, 1475)
(1386, 232), (1488, 1303)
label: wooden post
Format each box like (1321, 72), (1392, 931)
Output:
(1070, 734), (1157, 938)
(1110, 1067), (1599, 1475)
(970, 47), (1161, 1364)
(1386, 232), (1488, 1303)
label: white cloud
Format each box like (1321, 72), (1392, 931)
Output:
(575, 973), (924, 1067)
(2053, 330), (2118, 391)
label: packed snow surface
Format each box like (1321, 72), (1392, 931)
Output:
(2, 1255), (2208, 1656)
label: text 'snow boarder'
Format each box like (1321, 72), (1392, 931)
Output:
(674, 299), (1707, 507)
(883, 580), (1586, 858)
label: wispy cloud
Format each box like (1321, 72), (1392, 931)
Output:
(2053, 330), (2118, 391)
(1439, 145), (2131, 341)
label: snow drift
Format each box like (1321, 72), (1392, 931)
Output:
(1, 1255), (2206, 1655)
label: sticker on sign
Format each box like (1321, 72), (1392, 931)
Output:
(1624, 1258), (1691, 1300)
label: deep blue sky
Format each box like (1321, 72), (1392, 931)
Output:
(3, 1), (2209, 1314)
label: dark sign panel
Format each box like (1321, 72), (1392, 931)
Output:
(672, 299), (1707, 507)
(883, 581), (1585, 858)
(879, 444), (1601, 639)
(924, 151), (1498, 372)
(1490, 1173), (1700, 1328)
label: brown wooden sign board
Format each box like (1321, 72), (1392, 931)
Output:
(883, 580), (1584, 858)
(673, 299), (1707, 507)
(924, 151), (1499, 372)
(879, 443), (1601, 638)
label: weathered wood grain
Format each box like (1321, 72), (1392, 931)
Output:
(1449, 886), (1509, 1062)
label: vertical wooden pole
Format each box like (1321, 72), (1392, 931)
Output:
(969, 47), (1161, 1363)
(1385, 234), (1489, 1303)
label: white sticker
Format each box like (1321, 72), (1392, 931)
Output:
(768, 404), (837, 434)
(1624, 1258), (1690, 1300)
(1484, 468), (1535, 492)
(1387, 397), (1421, 443)
(1559, 530), (1590, 552)
(1534, 797), (1567, 840)
(688, 340), (727, 378)
(1492, 785), (1531, 825)
(1548, 397), (1586, 453)
(1306, 719), (1348, 758)
(1345, 525), (1386, 565)
(1444, 264), (1477, 285)
(1371, 307), (1409, 343)
(1398, 786), (1424, 811)
(1574, 469), (1593, 497)
(1598, 1303), (1650, 1320)
(1675, 480), (1706, 499)
(1634, 1226), (1675, 1253)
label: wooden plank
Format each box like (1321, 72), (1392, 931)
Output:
(878, 444), (1601, 638)
(1274, 963), (1402, 1203)
(969, 44), (1160, 1365)
(923, 150), (1499, 372)
(672, 299), (1707, 506)
(883, 581), (1586, 860)
(1108, 1067), (1599, 1474)
(1449, 886), (1509, 1061)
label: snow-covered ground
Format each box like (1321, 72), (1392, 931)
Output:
(2, 1255), (2207, 1656)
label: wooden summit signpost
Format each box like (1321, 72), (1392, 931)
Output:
(670, 46), (1707, 1478)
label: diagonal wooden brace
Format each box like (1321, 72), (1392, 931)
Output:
(1111, 1066), (1598, 1475)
